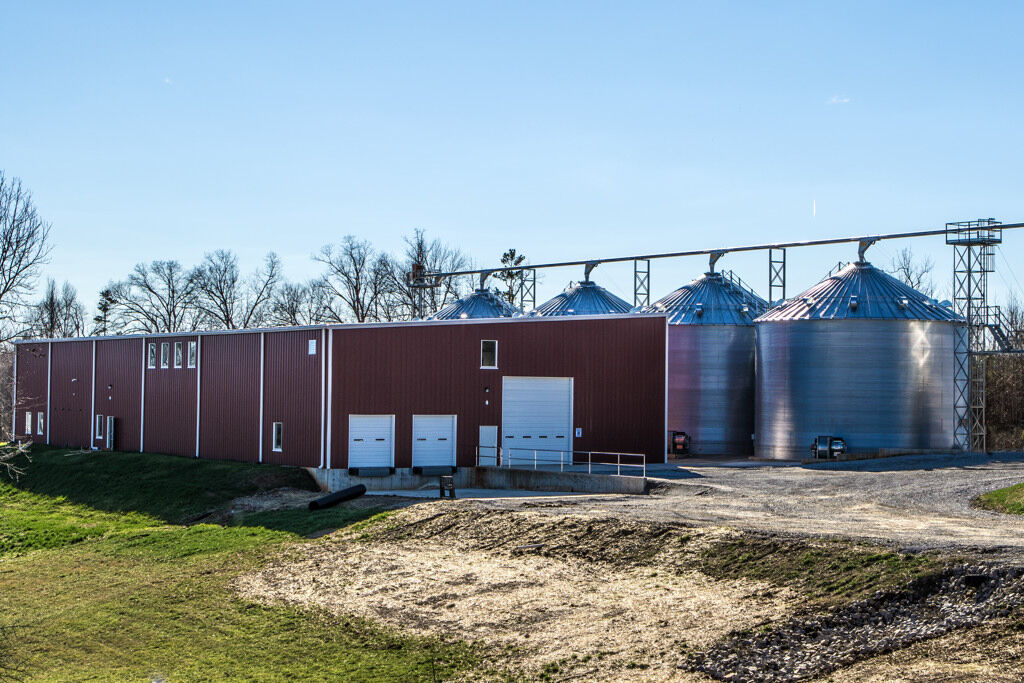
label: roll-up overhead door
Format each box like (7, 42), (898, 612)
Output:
(501, 377), (573, 466)
(412, 414), (456, 467)
(348, 415), (394, 468)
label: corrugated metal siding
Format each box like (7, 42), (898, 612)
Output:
(329, 317), (666, 467)
(14, 343), (49, 439)
(49, 340), (92, 448)
(263, 329), (322, 467)
(142, 335), (198, 457)
(93, 338), (143, 451)
(199, 333), (260, 462)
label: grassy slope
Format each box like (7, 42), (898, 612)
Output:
(975, 481), (1024, 515)
(0, 447), (480, 681)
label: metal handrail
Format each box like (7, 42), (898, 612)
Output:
(475, 445), (646, 477)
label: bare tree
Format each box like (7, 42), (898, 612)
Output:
(105, 260), (199, 333)
(267, 279), (327, 327)
(194, 250), (281, 329)
(29, 279), (85, 338)
(379, 229), (473, 319)
(0, 172), (53, 342)
(313, 237), (392, 323)
(888, 248), (936, 297)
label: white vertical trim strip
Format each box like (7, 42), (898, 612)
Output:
(90, 340), (96, 448)
(194, 336), (202, 458)
(45, 342), (51, 445)
(326, 328), (333, 469)
(258, 332), (265, 463)
(10, 347), (16, 437)
(319, 328), (326, 468)
(664, 319), (669, 464)
(140, 339), (146, 452)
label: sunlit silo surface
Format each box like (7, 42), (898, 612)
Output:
(753, 261), (964, 460)
(642, 271), (768, 455)
(430, 289), (522, 320)
(530, 280), (632, 316)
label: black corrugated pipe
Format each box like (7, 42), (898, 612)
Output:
(308, 484), (367, 510)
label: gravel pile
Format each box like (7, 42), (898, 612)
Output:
(685, 564), (1024, 682)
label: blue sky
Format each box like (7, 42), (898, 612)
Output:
(3, 1), (1024, 312)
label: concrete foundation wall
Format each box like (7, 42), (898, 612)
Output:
(307, 466), (647, 495)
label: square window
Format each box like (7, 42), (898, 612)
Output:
(25, 412), (31, 435)
(160, 342), (169, 369)
(95, 415), (104, 440)
(147, 343), (157, 369)
(480, 340), (498, 369)
(187, 341), (197, 368)
(272, 422), (283, 452)
(174, 342), (183, 368)
(37, 412), (44, 436)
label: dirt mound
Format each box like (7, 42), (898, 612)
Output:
(235, 501), (795, 680)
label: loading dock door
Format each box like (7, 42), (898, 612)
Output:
(501, 377), (572, 466)
(348, 415), (394, 468)
(412, 414), (457, 467)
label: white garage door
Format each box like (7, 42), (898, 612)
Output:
(412, 415), (457, 467)
(502, 377), (572, 466)
(348, 415), (394, 468)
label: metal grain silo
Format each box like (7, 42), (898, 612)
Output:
(754, 260), (964, 460)
(430, 289), (522, 320)
(642, 271), (768, 455)
(531, 279), (632, 316)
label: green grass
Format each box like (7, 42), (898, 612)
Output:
(0, 447), (483, 681)
(697, 534), (950, 605)
(974, 481), (1024, 515)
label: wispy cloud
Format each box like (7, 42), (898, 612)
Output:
(827, 94), (851, 105)
(163, 77), (173, 85)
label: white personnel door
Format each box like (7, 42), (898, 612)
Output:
(478, 425), (498, 466)
(501, 377), (573, 466)
(348, 415), (394, 468)
(412, 414), (457, 467)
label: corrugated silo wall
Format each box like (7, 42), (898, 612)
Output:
(49, 340), (93, 448)
(14, 343), (49, 440)
(93, 338), (143, 451)
(142, 335), (199, 457)
(199, 333), (260, 462)
(328, 316), (667, 468)
(261, 329), (324, 468)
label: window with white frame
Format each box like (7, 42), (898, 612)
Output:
(95, 415), (104, 439)
(272, 422), (283, 452)
(187, 341), (197, 368)
(174, 341), (183, 368)
(37, 412), (44, 436)
(25, 412), (31, 435)
(480, 340), (498, 369)
(160, 342), (169, 369)
(147, 343), (157, 369)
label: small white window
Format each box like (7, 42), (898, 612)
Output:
(160, 342), (170, 369)
(147, 343), (157, 369)
(37, 412), (44, 436)
(480, 340), (498, 369)
(25, 412), (32, 435)
(174, 342), (183, 368)
(272, 422), (283, 452)
(95, 415), (104, 439)
(308, 339), (317, 355)
(187, 341), (197, 368)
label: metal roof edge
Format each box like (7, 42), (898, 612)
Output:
(13, 313), (669, 345)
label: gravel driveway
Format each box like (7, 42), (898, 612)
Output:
(486, 453), (1024, 558)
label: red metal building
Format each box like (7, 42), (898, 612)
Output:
(13, 315), (667, 468)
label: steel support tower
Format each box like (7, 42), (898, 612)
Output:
(947, 219), (1003, 452)
(633, 259), (651, 308)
